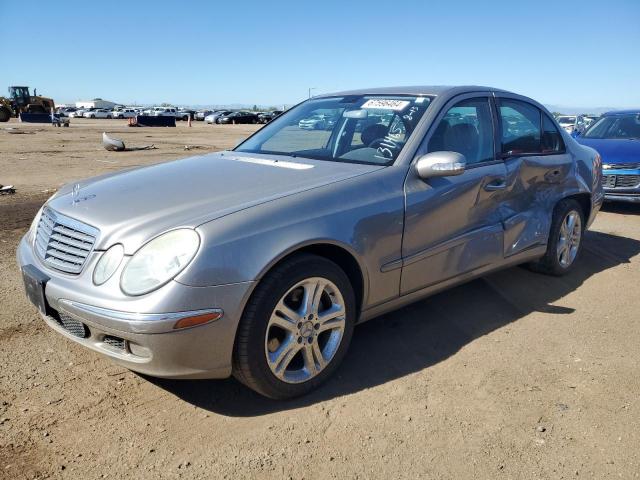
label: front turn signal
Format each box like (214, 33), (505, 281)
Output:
(173, 311), (223, 330)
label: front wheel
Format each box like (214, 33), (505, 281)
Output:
(528, 199), (585, 276)
(233, 254), (356, 399)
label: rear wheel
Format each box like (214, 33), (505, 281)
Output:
(0, 107), (10, 122)
(233, 254), (355, 399)
(528, 199), (585, 276)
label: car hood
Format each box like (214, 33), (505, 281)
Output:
(48, 151), (384, 253)
(576, 138), (640, 165)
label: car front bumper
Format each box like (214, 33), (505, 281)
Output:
(17, 234), (255, 379)
(604, 193), (640, 203)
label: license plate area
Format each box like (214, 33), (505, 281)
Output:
(22, 264), (50, 315)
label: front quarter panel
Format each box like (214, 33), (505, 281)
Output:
(176, 166), (407, 310)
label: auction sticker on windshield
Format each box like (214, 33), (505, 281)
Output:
(361, 99), (410, 110)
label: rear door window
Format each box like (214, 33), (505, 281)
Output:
(498, 99), (541, 154)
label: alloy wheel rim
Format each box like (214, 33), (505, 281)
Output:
(265, 277), (346, 384)
(557, 210), (582, 267)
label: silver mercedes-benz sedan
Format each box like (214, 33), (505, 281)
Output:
(18, 86), (603, 399)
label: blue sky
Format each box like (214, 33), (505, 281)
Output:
(1, 0), (639, 109)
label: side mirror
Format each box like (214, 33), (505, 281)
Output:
(571, 130), (581, 138)
(415, 151), (466, 179)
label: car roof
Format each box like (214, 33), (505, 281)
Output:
(316, 85), (513, 98)
(602, 109), (640, 116)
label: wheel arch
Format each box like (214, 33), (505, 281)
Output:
(562, 192), (591, 222)
(253, 241), (368, 319)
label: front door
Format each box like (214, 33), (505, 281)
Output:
(400, 94), (507, 295)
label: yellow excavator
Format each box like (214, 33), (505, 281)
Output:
(0, 86), (56, 122)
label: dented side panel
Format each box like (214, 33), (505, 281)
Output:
(501, 153), (575, 257)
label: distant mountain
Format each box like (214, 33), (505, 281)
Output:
(186, 103), (290, 111)
(543, 104), (625, 115)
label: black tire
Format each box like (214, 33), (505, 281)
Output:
(233, 253), (356, 399)
(528, 198), (585, 276)
(107, 115), (112, 119)
(0, 107), (10, 122)
(90, 114), (95, 118)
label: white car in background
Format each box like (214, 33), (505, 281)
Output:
(83, 109), (113, 119)
(68, 109), (86, 118)
(556, 115), (584, 134)
(151, 107), (177, 117)
(112, 108), (137, 119)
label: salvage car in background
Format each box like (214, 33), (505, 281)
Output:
(152, 107), (177, 117)
(576, 109), (640, 203)
(195, 110), (214, 121)
(557, 115), (585, 134)
(298, 112), (337, 130)
(258, 110), (283, 123)
(217, 111), (258, 124)
(112, 108), (136, 119)
(18, 86), (602, 399)
(176, 109), (196, 121)
(56, 107), (77, 117)
(84, 109), (113, 119)
(205, 110), (232, 124)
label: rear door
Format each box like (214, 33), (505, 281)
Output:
(494, 95), (572, 257)
(400, 93), (508, 295)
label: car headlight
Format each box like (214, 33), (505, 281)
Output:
(93, 244), (124, 285)
(120, 229), (200, 296)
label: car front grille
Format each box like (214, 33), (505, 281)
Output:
(604, 162), (640, 170)
(35, 207), (99, 274)
(602, 174), (640, 189)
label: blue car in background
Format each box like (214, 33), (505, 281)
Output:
(576, 110), (640, 203)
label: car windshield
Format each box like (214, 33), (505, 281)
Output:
(583, 114), (640, 139)
(235, 95), (433, 165)
(557, 116), (576, 124)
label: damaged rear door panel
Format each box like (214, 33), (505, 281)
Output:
(494, 95), (577, 257)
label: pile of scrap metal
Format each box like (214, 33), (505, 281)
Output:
(102, 132), (156, 151)
(0, 184), (16, 195)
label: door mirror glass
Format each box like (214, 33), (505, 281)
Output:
(415, 151), (466, 179)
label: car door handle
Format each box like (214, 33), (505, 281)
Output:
(484, 178), (507, 191)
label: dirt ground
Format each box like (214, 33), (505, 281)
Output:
(1, 118), (639, 479)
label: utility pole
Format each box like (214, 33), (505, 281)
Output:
(308, 87), (317, 99)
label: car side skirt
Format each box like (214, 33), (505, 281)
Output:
(358, 244), (546, 323)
